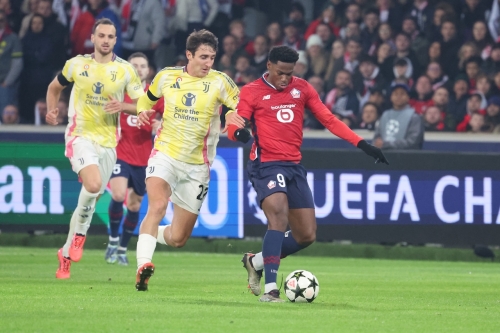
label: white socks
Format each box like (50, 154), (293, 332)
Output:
(252, 252), (264, 271)
(74, 186), (99, 235)
(265, 283), (278, 294)
(62, 210), (78, 257)
(136, 234), (157, 270)
(157, 225), (168, 245)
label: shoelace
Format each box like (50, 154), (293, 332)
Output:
(73, 235), (85, 248)
(62, 258), (71, 272)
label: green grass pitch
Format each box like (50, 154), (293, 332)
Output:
(0, 247), (499, 333)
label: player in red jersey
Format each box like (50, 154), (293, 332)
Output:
(104, 52), (164, 266)
(228, 46), (388, 302)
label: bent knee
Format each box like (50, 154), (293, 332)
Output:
(112, 193), (126, 202)
(84, 182), (102, 194)
(295, 232), (316, 246)
(148, 200), (168, 217)
(169, 236), (188, 248)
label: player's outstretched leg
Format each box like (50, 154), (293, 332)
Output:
(105, 199), (123, 264)
(241, 253), (263, 295)
(118, 210), (140, 266)
(56, 248), (71, 279)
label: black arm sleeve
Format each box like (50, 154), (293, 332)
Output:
(147, 90), (160, 102)
(57, 73), (71, 87)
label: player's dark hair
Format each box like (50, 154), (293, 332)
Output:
(92, 18), (116, 34)
(268, 46), (299, 64)
(186, 29), (218, 55)
(128, 52), (149, 63)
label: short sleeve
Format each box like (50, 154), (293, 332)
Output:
(235, 85), (254, 120)
(148, 70), (167, 98)
(218, 72), (240, 111)
(125, 65), (144, 100)
(61, 58), (76, 83)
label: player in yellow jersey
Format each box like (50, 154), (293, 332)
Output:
(45, 18), (144, 279)
(133, 29), (247, 291)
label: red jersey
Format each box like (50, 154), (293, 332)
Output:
(117, 85), (164, 166)
(236, 75), (363, 163)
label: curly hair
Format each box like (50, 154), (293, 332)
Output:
(268, 46), (299, 64)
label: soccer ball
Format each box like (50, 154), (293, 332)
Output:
(284, 270), (319, 303)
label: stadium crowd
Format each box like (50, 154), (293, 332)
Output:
(0, 0), (500, 137)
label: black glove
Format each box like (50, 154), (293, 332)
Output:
(357, 140), (389, 165)
(234, 128), (251, 143)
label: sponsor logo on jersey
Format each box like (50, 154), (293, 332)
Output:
(267, 180), (276, 189)
(203, 82), (210, 93)
(290, 88), (301, 98)
(263, 94), (270, 100)
(79, 71), (89, 77)
(170, 77), (182, 89)
(110, 71), (117, 82)
(182, 93), (196, 106)
(92, 82), (104, 94)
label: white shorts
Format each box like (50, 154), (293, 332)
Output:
(146, 150), (210, 214)
(65, 136), (117, 194)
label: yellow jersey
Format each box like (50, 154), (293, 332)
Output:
(61, 53), (143, 148)
(138, 67), (239, 165)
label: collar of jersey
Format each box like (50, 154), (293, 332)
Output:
(261, 73), (276, 89)
(91, 53), (117, 62)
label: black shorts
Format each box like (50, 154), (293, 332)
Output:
(110, 159), (147, 196)
(247, 159), (314, 209)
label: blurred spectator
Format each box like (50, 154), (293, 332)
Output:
(401, 16), (428, 67)
(342, 3), (362, 27)
(266, 22), (282, 48)
(476, 73), (492, 99)
(324, 40), (343, 83)
(373, 84), (424, 150)
(56, 98), (68, 125)
(439, 20), (461, 78)
(367, 85), (387, 110)
(1, 104), (19, 124)
(325, 38), (362, 90)
(0, 9), (22, 115)
(37, 0), (67, 69)
(375, 23), (395, 55)
(410, 75), (433, 115)
(467, 112), (486, 133)
(282, 21), (304, 51)
(303, 76), (326, 130)
(229, 19), (250, 54)
(305, 4), (339, 40)
(461, 0), (488, 34)
(121, 0), (165, 61)
(391, 57), (414, 88)
(492, 71), (500, 95)
(481, 43), (500, 73)
(217, 34), (238, 70)
(293, 50), (310, 79)
(458, 42), (479, 72)
(376, 42), (392, 68)
(359, 102), (379, 130)
(376, 0), (403, 32)
(425, 2), (455, 42)
(423, 105), (445, 131)
(34, 97), (46, 125)
(315, 22), (335, 52)
(0, 0), (21, 33)
(250, 34), (269, 75)
(233, 54), (251, 84)
(408, 0), (434, 33)
(18, 0), (39, 38)
(485, 96), (500, 132)
(382, 32), (421, 81)
(463, 56), (483, 91)
(305, 34), (328, 78)
(343, 22), (361, 40)
(431, 86), (450, 114)
(448, 78), (469, 125)
(286, 2), (306, 35)
(360, 8), (379, 54)
(356, 55), (386, 105)
(19, 13), (52, 124)
(423, 41), (441, 69)
(325, 69), (360, 128)
(425, 62), (449, 91)
(456, 92), (487, 132)
(470, 20), (493, 59)
(173, 0), (218, 54)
